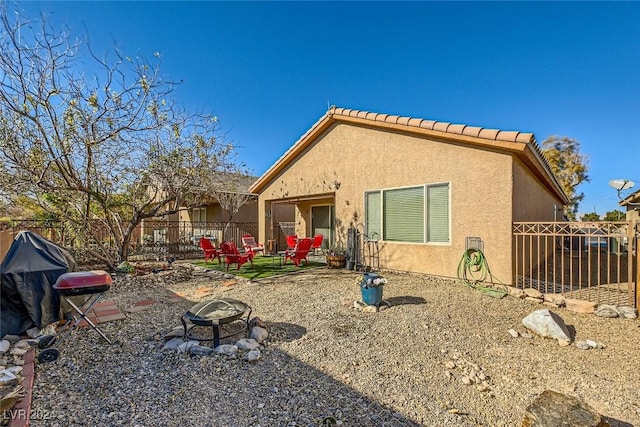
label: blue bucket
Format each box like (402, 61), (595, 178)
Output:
(361, 285), (383, 306)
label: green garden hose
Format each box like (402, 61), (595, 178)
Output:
(456, 248), (507, 298)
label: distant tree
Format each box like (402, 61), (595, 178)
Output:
(581, 212), (600, 221)
(603, 210), (625, 221)
(0, 5), (242, 267)
(541, 136), (589, 220)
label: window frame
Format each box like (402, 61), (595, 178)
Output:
(364, 182), (451, 245)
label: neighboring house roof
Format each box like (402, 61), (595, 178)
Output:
(620, 188), (640, 208)
(249, 106), (569, 203)
(211, 172), (258, 195)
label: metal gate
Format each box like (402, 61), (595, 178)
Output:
(513, 221), (638, 308)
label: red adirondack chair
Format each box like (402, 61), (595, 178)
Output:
(285, 235), (298, 250)
(311, 234), (324, 254)
(199, 237), (220, 264)
(284, 237), (313, 267)
(241, 234), (264, 259)
(219, 241), (253, 271)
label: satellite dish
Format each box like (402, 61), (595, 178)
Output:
(609, 179), (635, 191)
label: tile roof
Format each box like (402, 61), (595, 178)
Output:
(329, 106), (535, 144)
(249, 106), (567, 203)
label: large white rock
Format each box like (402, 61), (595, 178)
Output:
(0, 340), (10, 353)
(215, 344), (238, 356)
(522, 309), (571, 342)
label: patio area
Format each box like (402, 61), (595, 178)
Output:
(22, 264), (640, 426)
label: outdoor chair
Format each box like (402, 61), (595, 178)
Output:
(285, 235), (298, 250)
(199, 237), (221, 264)
(220, 241), (253, 272)
(241, 234), (264, 259)
(284, 237), (313, 267)
(311, 234), (324, 255)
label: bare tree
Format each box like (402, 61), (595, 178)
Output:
(0, 4), (241, 266)
(207, 174), (256, 235)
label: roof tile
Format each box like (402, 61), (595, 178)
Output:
(365, 112), (378, 120)
(407, 118), (422, 127)
(448, 124), (466, 135)
(516, 133), (533, 143)
(356, 110), (368, 119)
(433, 121), (451, 132)
(387, 115), (400, 124)
(496, 131), (520, 142)
(419, 120), (436, 130)
(462, 126), (482, 137)
(478, 129), (500, 140)
(375, 113), (389, 122)
(333, 107), (345, 115)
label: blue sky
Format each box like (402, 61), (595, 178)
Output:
(17, 1), (640, 217)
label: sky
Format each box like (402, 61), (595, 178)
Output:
(15, 1), (640, 217)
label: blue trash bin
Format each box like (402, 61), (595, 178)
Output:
(361, 285), (383, 306)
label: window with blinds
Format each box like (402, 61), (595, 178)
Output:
(365, 183), (450, 244)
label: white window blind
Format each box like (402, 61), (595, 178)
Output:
(383, 186), (424, 242)
(365, 191), (381, 239)
(427, 184), (449, 243)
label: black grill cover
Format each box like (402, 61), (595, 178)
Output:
(1, 231), (76, 336)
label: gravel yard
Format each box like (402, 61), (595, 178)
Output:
(29, 263), (640, 426)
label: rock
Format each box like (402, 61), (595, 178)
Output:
(362, 305), (378, 313)
(164, 326), (185, 340)
(543, 294), (565, 307)
(522, 309), (571, 341)
(177, 340), (200, 353)
(0, 340), (9, 353)
(189, 345), (214, 357)
(506, 287), (526, 299)
(594, 304), (619, 318)
(250, 326), (268, 343)
(236, 338), (260, 351)
(461, 375), (472, 385)
(617, 306), (638, 319)
(1, 335), (20, 344)
(162, 337), (184, 352)
(565, 298), (596, 314)
(9, 347), (27, 356)
(575, 341), (592, 350)
(558, 339), (571, 347)
(243, 349), (261, 362)
(521, 390), (607, 427)
(26, 327), (42, 338)
(523, 288), (544, 299)
(445, 361), (456, 369)
(215, 344), (238, 356)
(14, 340), (34, 349)
(525, 296), (544, 304)
(353, 300), (366, 310)
(249, 317), (268, 330)
(508, 329), (519, 338)
(0, 369), (17, 385)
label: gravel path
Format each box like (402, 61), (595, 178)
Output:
(29, 264), (640, 426)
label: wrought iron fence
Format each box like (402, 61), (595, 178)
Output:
(0, 219), (258, 264)
(513, 221), (637, 307)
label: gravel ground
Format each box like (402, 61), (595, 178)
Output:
(29, 263), (640, 426)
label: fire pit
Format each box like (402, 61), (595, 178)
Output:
(180, 298), (252, 347)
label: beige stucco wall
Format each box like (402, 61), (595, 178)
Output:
(257, 123), (524, 281)
(512, 158), (564, 222)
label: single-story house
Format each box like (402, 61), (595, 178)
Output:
(249, 106), (569, 282)
(620, 189), (640, 222)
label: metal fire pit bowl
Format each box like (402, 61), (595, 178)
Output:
(181, 298), (252, 348)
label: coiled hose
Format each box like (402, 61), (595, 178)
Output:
(456, 248), (507, 298)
